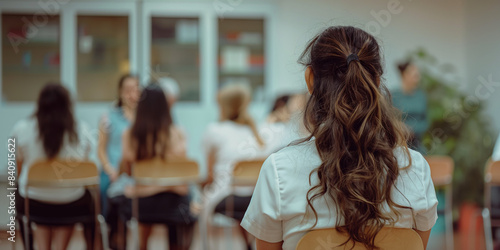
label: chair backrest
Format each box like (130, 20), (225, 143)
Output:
(485, 160), (500, 185)
(27, 160), (99, 187)
(232, 159), (265, 186)
(132, 158), (200, 186)
(296, 227), (424, 250)
(425, 155), (454, 186)
(484, 160), (500, 210)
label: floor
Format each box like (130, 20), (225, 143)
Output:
(0, 222), (252, 250)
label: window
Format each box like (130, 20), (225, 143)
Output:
(2, 13), (60, 101)
(218, 18), (265, 101)
(150, 17), (200, 101)
(76, 15), (129, 101)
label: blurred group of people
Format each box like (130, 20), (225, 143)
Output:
(11, 74), (309, 250)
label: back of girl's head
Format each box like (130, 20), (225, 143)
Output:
(131, 84), (172, 160)
(271, 95), (290, 113)
(35, 83), (77, 158)
(217, 83), (251, 120)
(299, 26), (411, 249)
(217, 84), (264, 146)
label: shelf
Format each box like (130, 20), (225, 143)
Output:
(3, 65), (59, 74)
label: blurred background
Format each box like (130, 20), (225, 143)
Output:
(0, 0), (499, 249)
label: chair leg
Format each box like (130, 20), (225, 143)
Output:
(483, 208), (494, 250)
(98, 215), (109, 250)
(445, 187), (454, 250)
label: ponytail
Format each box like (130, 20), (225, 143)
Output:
(298, 26), (412, 249)
(218, 84), (265, 147)
(236, 111), (265, 147)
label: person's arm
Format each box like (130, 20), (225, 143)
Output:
(16, 150), (23, 178)
(97, 116), (119, 181)
(119, 130), (134, 176)
(415, 229), (431, 249)
(256, 239), (283, 250)
(201, 146), (216, 188)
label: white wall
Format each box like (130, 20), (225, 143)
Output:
(464, 0), (500, 135)
(0, 0), (470, 175)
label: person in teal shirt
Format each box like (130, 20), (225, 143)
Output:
(392, 61), (429, 151)
(97, 74), (140, 248)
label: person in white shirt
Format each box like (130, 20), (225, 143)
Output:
(201, 83), (269, 249)
(12, 83), (93, 250)
(241, 26), (438, 250)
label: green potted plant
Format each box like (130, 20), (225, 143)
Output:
(406, 48), (495, 246)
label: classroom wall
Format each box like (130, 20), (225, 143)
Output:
(0, 0), (471, 177)
(464, 0), (500, 137)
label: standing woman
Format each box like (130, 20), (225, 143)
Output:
(241, 26), (438, 250)
(109, 84), (195, 250)
(97, 74), (140, 215)
(392, 60), (429, 151)
(12, 83), (93, 250)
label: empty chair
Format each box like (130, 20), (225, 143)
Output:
(483, 160), (500, 250)
(425, 155), (454, 250)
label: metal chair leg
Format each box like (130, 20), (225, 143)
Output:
(483, 208), (494, 250)
(445, 186), (454, 250)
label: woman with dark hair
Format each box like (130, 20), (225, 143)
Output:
(11, 83), (93, 250)
(241, 26), (438, 250)
(392, 60), (429, 151)
(97, 75), (139, 213)
(107, 84), (195, 250)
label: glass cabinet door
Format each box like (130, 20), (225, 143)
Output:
(2, 13), (60, 101)
(150, 17), (200, 101)
(218, 18), (265, 101)
(76, 15), (129, 102)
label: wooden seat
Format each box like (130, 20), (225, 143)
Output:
(232, 159), (265, 186)
(425, 156), (454, 186)
(296, 227), (424, 250)
(425, 155), (454, 250)
(24, 160), (107, 249)
(132, 157), (200, 185)
(129, 158), (200, 249)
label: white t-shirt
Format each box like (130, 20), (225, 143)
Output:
(241, 139), (438, 250)
(11, 118), (92, 203)
(202, 121), (270, 204)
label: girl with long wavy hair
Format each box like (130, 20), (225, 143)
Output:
(241, 26), (438, 250)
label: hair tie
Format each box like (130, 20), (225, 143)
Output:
(347, 54), (359, 64)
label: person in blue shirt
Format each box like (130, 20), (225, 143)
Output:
(97, 74), (140, 248)
(392, 61), (429, 151)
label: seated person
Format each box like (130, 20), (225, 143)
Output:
(12, 83), (93, 250)
(241, 26), (438, 250)
(107, 84), (195, 250)
(201, 83), (269, 250)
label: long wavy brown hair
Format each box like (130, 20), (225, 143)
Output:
(299, 26), (413, 249)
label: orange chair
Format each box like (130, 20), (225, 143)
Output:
(425, 155), (454, 250)
(24, 160), (107, 249)
(296, 227), (424, 250)
(483, 160), (500, 250)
